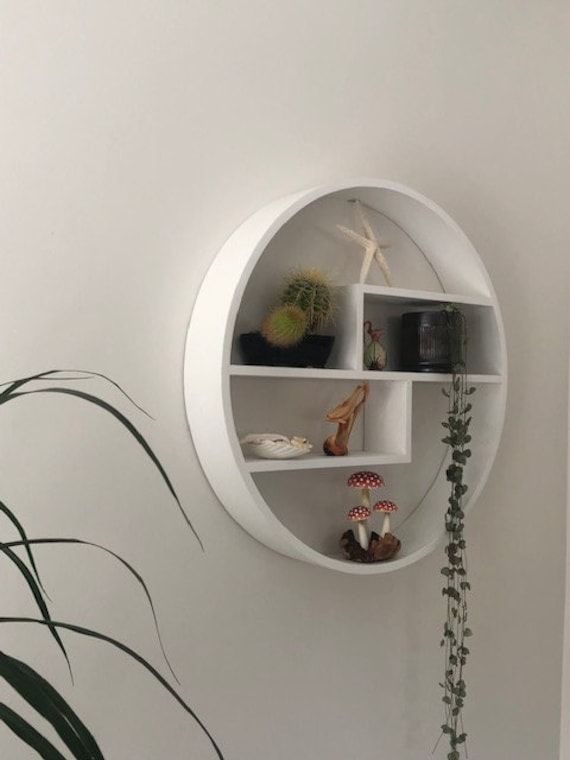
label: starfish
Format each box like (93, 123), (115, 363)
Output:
(337, 200), (392, 286)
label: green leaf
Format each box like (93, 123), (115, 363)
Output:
(0, 369), (152, 418)
(5, 536), (178, 684)
(0, 616), (225, 760)
(0, 702), (67, 760)
(0, 651), (103, 759)
(0, 500), (47, 596)
(0, 544), (71, 678)
(8, 387), (203, 551)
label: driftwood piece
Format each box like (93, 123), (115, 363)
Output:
(323, 382), (369, 456)
(370, 532), (401, 561)
(340, 529), (401, 563)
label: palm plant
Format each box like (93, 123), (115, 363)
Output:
(0, 369), (224, 759)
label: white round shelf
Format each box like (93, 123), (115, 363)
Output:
(184, 178), (507, 574)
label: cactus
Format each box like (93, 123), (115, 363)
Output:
(261, 304), (308, 348)
(280, 268), (335, 332)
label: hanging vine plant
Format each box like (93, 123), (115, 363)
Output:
(438, 306), (475, 760)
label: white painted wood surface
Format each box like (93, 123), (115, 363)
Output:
(184, 178), (507, 573)
(559, 344), (570, 760)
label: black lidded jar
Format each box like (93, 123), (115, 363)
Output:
(400, 309), (465, 372)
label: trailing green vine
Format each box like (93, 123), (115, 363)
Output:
(438, 307), (475, 760)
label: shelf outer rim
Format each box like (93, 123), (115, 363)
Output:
(184, 177), (508, 574)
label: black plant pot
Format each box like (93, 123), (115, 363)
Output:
(400, 310), (465, 372)
(239, 332), (335, 368)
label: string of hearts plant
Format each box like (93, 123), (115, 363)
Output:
(438, 307), (475, 760)
(0, 369), (225, 759)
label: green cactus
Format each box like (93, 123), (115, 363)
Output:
(261, 304), (308, 348)
(280, 268), (335, 332)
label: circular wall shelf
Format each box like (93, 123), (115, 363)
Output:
(184, 178), (507, 574)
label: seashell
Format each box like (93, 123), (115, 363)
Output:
(240, 433), (313, 460)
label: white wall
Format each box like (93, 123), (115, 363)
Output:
(1, 2), (569, 758)
(562, 354), (570, 759)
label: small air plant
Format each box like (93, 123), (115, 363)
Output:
(435, 306), (474, 760)
(0, 369), (224, 760)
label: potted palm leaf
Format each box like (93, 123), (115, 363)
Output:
(0, 369), (224, 759)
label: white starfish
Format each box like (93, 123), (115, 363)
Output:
(337, 201), (392, 286)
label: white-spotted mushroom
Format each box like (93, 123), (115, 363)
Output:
(374, 500), (399, 537)
(347, 471), (385, 510)
(347, 505), (372, 550)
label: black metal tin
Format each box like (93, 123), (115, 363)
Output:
(400, 310), (464, 372)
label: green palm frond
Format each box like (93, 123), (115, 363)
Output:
(0, 500), (48, 596)
(3, 384), (203, 550)
(0, 651), (103, 759)
(0, 703), (68, 760)
(0, 543), (72, 679)
(0, 369), (152, 418)
(0, 617), (225, 760)
(0, 370), (223, 758)
(5, 536), (179, 683)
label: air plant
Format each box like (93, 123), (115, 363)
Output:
(0, 369), (224, 759)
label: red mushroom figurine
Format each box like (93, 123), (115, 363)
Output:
(374, 500), (399, 537)
(347, 471), (385, 510)
(347, 506), (372, 550)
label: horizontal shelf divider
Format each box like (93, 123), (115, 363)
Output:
(245, 451), (411, 473)
(230, 365), (502, 384)
(357, 283), (493, 307)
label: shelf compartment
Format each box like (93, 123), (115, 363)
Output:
(251, 458), (428, 565)
(231, 281), (360, 372)
(361, 291), (501, 375)
(231, 376), (411, 469)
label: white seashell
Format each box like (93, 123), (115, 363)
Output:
(240, 433), (313, 460)
(240, 433), (289, 446)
